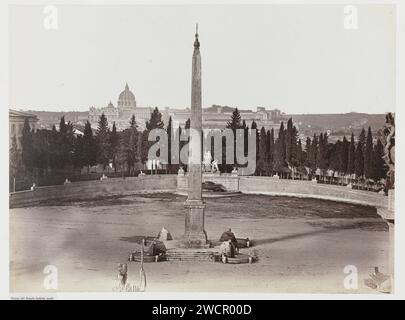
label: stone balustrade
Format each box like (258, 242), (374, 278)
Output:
(238, 176), (388, 209)
(10, 174), (388, 210)
(9, 175), (177, 208)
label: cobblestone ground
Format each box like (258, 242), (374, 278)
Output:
(10, 193), (388, 293)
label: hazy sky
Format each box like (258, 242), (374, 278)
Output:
(9, 4), (396, 113)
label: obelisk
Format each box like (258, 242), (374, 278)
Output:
(182, 25), (208, 248)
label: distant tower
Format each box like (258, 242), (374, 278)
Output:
(182, 24), (208, 248)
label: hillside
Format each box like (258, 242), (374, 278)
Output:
(289, 112), (390, 136)
(23, 109), (391, 135)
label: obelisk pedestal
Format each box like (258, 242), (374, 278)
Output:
(182, 200), (208, 248)
(181, 25), (209, 248)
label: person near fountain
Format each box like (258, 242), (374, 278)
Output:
(145, 239), (166, 256)
(219, 240), (236, 258)
(219, 228), (238, 249)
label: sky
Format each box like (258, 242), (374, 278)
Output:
(9, 4), (396, 114)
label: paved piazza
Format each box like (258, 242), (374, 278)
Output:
(10, 193), (388, 293)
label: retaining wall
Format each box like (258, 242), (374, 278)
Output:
(9, 175), (177, 208)
(239, 176), (388, 209)
(10, 174), (388, 210)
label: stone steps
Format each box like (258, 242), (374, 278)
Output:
(165, 249), (218, 262)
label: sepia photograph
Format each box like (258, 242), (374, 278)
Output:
(3, 0), (403, 303)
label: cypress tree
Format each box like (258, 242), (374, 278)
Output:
(291, 126), (299, 168)
(124, 115), (141, 170)
(49, 124), (59, 171)
(269, 128), (275, 172)
(251, 121), (259, 174)
(109, 122), (120, 172)
(372, 139), (387, 181)
(309, 134), (318, 177)
(226, 108), (243, 168)
(129, 114), (138, 130)
(273, 138), (287, 175)
(226, 108), (243, 130)
(167, 116), (173, 171)
(96, 113), (110, 170)
(140, 129), (150, 165)
(266, 130), (272, 170)
(21, 118), (34, 174)
(257, 127), (268, 175)
(82, 121), (97, 171)
(304, 137), (312, 168)
(146, 107), (164, 130)
(285, 118), (293, 165)
(122, 124), (139, 175)
(37, 129), (55, 174)
(347, 133), (355, 175)
(59, 116), (67, 136)
(73, 134), (85, 169)
(330, 140), (341, 174)
(296, 139), (304, 177)
(340, 136), (349, 175)
(364, 127), (373, 179)
(317, 133), (329, 180)
(285, 118), (298, 168)
(57, 116), (75, 171)
(242, 120), (248, 157)
(177, 126), (184, 168)
(354, 128), (366, 179)
(278, 122), (286, 167)
(10, 134), (21, 186)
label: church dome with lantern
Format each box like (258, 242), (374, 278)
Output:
(117, 83), (136, 108)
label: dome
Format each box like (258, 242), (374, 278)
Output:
(118, 83), (136, 108)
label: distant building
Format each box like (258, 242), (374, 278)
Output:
(161, 105), (285, 131)
(9, 109), (38, 148)
(89, 83), (152, 130)
(89, 83), (285, 132)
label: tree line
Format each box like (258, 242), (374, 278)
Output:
(10, 107), (166, 181)
(225, 108), (387, 184)
(10, 107), (387, 187)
